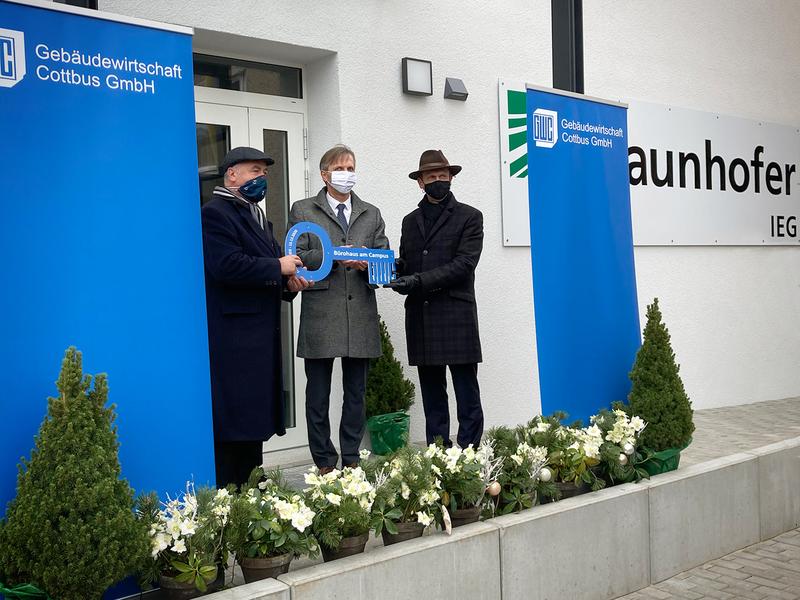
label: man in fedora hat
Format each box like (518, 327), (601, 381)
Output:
(289, 144), (389, 473)
(386, 149), (484, 448)
(201, 146), (310, 487)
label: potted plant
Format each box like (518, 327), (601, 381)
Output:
(625, 298), (695, 475)
(591, 409), (651, 485)
(303, 465), (375, 561)
(0, 348), (149, 600)
(367, 447), (441, 545)
(137, 483), (232, 600)
(229, 468), (318, 582)
(484, 426), (551, 514)
(425, 443), (486, 527)
(365, 319), (415, 455)
(521, 414), (605, 500)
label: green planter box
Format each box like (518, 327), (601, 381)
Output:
(642, 437), (692, 476)
(366, 411), (410, 455)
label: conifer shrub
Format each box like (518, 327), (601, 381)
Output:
(365, 319), (415, 417)
(0, 348), (149, 600)
(626, 298), (695, 451)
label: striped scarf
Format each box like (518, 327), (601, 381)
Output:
(213, 186), (267, 230)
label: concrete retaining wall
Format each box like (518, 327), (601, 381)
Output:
(205, 437), (800, 600)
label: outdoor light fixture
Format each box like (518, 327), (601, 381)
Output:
(444, 77), (468, 101)
(401, 57), (432, 96)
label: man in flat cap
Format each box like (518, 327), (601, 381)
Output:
(289, 144), (389, 473)
(202, 146), (309, 487)
(387, 150), (484, 448)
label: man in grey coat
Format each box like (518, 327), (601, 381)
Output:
(289, 144), (389, 472)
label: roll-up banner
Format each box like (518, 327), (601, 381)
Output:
(525, 85), (641, 423)
(0, 0), (215, 525)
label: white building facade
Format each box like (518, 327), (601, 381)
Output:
(100, 0), (800, 463)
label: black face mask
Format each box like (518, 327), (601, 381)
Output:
(424, 180), (451, 201)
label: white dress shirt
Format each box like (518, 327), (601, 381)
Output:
(327, 192), (352, 224)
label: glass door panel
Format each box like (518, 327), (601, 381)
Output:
(248, 108), (307, 452)
(194, 103), (248, 205)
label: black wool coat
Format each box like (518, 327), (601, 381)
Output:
(201, 197), (295, 442)
(398, 194), (484, 366)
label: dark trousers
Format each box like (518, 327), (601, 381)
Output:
(214, 439), (263, 489)
(417, 363), (483, 448)
(304, 357), (368, 468)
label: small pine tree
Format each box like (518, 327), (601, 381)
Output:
(0, 348), (149, 599)
(627, 298), (695, 451)
(365, 320), (415, 418)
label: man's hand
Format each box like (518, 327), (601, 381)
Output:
(279, 254), (303, 275)
(340, 245), (367, 271)
(384, 274), (421, 295)
(286, 275), (312, 292)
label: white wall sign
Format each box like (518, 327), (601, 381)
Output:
(498, 79), (531, 246)
(498, 82), (800, 247)
(629, 101), (800, 245)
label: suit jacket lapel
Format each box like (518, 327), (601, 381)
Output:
(234, 202), (276, 256)
(350, 192), (367, 227)
(312, 189), (345, 232)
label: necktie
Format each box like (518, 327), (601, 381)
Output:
(336, 203), (349, 233)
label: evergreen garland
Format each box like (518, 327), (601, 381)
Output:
(627, 298), (695, 451)
(0, 348), (149, 600)
(365, 319), (415, 417)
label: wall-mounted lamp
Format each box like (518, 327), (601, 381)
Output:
(444, 77), (468, 101)
(402, 57), (432, 96)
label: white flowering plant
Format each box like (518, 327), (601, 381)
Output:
(424, 442), (486, 513)
(136, 482), (232, 593)
(520, 413), (605, 494)
(303, 465), (375, 551)
(591, 408), (650, 484)
(365, 447), (441, 535)
(228, 468), (319, 562)
(485, 426), (552, 514)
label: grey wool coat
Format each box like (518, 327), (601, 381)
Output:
(289, 188), (389, 359)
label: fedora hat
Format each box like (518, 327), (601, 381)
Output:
(408, 149), (462, 180)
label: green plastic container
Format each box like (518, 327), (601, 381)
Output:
(642, 437), (692, 476)
(366, 411), (410, 455)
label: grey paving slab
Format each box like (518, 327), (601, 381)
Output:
(616, 527), (800, 600)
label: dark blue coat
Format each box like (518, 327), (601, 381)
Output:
(201, 196), (293, 442)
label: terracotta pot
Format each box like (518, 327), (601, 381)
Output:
(321, 532), (369, 562)
(381, 521), (425, 546)
(450, 505), (481, 528)
(159, 568), (216, 600)
(239, 552), (293, 583)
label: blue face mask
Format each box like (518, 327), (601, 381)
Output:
(238, 175), (267, 202)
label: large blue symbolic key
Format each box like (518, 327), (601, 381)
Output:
(284, 222), (397, 285)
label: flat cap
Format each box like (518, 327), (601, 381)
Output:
(220, 146), (275, 174)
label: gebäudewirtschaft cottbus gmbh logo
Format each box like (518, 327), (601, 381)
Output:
(0, 28), (26, 88)
(533, 108), (557, 148)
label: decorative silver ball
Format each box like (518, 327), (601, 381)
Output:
(623, 442), (635, 456)
(539, 467), (552, 482)
(619, 453), (629, 466)
(487, 481), (501, 497)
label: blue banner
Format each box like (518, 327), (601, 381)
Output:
(0, 0), (214, 524)
(526, 86), (640, 423)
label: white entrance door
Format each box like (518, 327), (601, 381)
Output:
(195, 99), (309, 455)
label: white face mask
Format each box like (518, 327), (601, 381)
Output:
(328, 170), (357, 194)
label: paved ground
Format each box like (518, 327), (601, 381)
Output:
(617, 528), (800, 600)
(680, 396), (800, 467)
